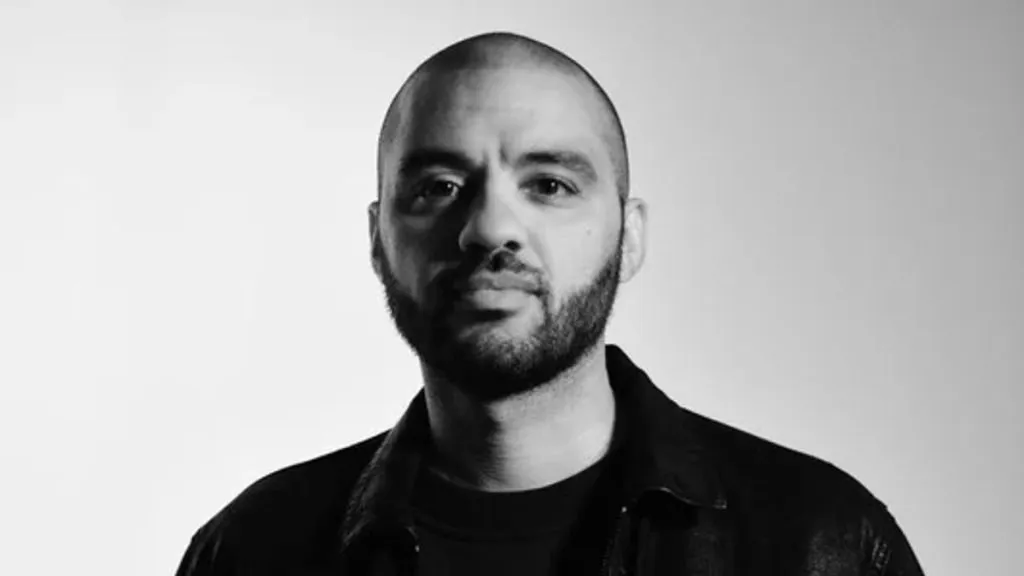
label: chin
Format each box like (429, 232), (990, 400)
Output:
(449, 310), (541, 341)
(449, 326), (539, 362)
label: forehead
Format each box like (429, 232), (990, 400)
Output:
(385, 65), (614, 177)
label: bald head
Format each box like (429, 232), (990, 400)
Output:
(376, 32), (629, 200)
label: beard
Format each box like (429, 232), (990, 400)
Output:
(375, 228), (624, 402)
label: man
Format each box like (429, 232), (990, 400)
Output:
(176, 32), (924, 575)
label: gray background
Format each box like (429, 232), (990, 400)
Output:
(1, 1), (1021, 574)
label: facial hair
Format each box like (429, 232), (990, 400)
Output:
(375, 228), (624, 402)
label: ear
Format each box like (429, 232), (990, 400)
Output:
(618, 197), (648, 284)
(368, 200), (382, 282)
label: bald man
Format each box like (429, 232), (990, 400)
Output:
(176, 32), (924, 576)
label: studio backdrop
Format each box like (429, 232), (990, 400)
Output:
(1, 2), (1021, 575)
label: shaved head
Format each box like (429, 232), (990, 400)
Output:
(369, 32), (648, 400)
(377, 31), (629, 201)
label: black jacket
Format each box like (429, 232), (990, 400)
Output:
(176, 345), (925, 575)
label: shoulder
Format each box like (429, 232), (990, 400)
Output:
(680, 408), (919, 572)
(216, 431), (387, 528)
(687, 407), (887, 525)
(176, 431), (388, 575)
(691, 409), (877, 512)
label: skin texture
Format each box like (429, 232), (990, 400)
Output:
(377, 34), (631, 202)
(369, 32), (648, 491)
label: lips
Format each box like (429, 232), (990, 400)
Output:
(452, 272), (540, 294)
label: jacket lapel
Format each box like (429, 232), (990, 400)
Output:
(337, 344), (732, 573)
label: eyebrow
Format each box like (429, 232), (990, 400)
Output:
(515, 150), (598, 183)
(395, 147), (600, 183)
(397, 148), (475, 179)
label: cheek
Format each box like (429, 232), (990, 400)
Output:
(542, 225), (607, 295)
(381, 223), (442, 300)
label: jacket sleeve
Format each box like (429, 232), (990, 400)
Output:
(174, 526), (227, 576)
(868, 500), (926, 576)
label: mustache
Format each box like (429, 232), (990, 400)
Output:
(434, 250), (546, 297)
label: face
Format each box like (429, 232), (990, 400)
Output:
(371, 62), (645, 401)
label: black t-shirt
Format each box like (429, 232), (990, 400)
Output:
(410, 445), (624, 576)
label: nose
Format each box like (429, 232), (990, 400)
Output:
(457, 172), (526, 254)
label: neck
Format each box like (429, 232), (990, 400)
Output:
(421, 343), (616, 493)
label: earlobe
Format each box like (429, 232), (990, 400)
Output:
(619, 198), (648, 284)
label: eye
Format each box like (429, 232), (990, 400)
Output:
(411, 179), (464, 206)
(399, 175), (466, 215)
(416, 179), (461, 200)
(527, 177), (577, 197)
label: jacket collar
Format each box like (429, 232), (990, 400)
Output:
(338, 344), (728, 554)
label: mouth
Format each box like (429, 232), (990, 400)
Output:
(427, 270), (544, 320)
(451, 272), (541, 293)
(454, 287), (533, 309)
